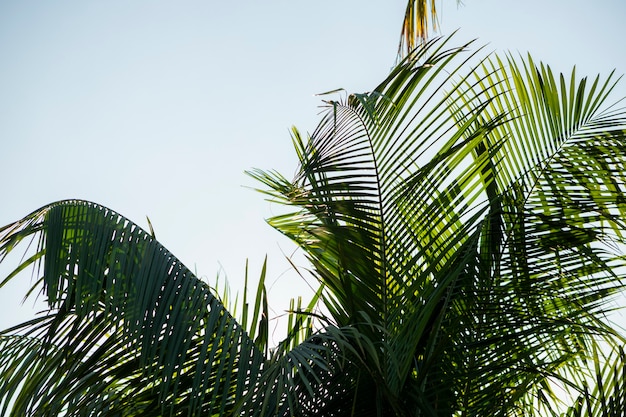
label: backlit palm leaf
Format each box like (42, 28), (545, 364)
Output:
(1, 33), (626, 416)
(251, 34), (626, 416)
(399, 0), (439, 57)
(398, 0), (463, 59)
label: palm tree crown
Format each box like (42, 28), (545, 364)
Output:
(251, 35), (626, 415)
(1, 34), (626, 416)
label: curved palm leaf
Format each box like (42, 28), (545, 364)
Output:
(399, 0), (438, 57)
(0, 200), (270, 416)
(251, 34), (626, 416)
(2, 33), (625, 416)
(0, 200), (360, 417)
(448, 52), (626, 415)
(562, 346), (626, 417)
(398, 0), (463, 59)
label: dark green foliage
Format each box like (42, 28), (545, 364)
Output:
(2, 35), (626, 416)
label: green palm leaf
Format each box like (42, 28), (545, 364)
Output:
(251, 34), (626, 416)
(0, 200), (267, 416)
(561, 346), (626, 417)
(2, 33), (626, 416)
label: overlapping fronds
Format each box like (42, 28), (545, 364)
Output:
(1, 32), (626, 416)
(562, 346), (626, 417)
(0, 200), (268, 416)
(252, 34), (626, 416)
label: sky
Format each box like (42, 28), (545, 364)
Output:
(1, 0), (626, 339)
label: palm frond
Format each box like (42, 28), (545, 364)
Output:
(0, 200), (266, 416)
(399, 0), (439, 58)
(562, 346), (626, 417)
(447, 47), (626, 416)
(252, 34), (626, 416)
(398, 0), (464, 60)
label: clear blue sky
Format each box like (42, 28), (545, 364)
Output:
(1, 1), (625, 338)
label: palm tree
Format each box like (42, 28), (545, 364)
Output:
(2, 34), (626, 416)
(249, 35), (626, 415)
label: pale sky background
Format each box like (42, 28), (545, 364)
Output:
(1, 1), (626, 340)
